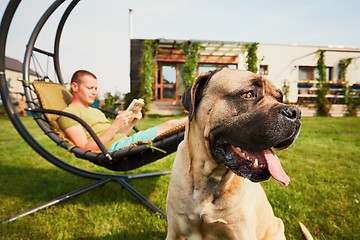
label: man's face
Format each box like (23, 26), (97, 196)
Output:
(72, 75), (98, 105)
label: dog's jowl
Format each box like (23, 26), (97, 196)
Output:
(166, 68), (301, 240)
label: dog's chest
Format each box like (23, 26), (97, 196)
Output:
(179, 198), (250, 240)
(188, 188), (247, 227)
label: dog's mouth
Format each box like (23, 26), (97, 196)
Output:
(213, 139), (294, 186)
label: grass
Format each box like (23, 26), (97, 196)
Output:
(0, 116), (359, 239)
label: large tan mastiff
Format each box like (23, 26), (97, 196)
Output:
(166, 68), (301, 240)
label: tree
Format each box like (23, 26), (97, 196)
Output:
(102, 92), (121, 118)
(339, 58), (359, 116)
(338, 58), (352, 82)
(245, 43), (258, 73)
(316, 50), (330, 116)
(139, 40), (158, 112)
(180, 41), (201, 89)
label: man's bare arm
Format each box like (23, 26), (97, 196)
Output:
(64, 110), (141, 151)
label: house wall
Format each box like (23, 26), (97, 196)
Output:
(5, 69), (39, 103)
(130, 39), (360, 105)
(257, 44), (360, 102)
(130, 39), (145, 98)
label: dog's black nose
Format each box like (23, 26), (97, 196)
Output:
(282, 106), (301, 120)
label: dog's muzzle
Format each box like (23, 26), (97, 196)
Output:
(212, 106), (301, 186)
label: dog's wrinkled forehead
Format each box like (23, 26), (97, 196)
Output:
(182, 68), (282, 121)
(207, 69), (260, 93)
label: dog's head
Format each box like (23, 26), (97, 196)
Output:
(182, 68), (301, 186)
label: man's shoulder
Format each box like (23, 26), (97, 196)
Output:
(64, 104), (97, 114)
(58, 104), (84, 122)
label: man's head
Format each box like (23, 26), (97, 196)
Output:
(70, 70), (98, 106)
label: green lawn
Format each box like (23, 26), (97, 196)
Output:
(0, 116), (359, 239)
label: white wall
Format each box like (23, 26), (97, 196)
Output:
(256, 43), (360, 103)
(5, 69), (39, 103)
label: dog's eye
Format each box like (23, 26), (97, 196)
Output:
(242, 91), (256, 99)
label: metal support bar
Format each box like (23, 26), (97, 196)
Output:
(1, 171), (171, 223)
(126, 170), (171, 180)
(116, 178), (167, 219)
(1, 178), (111, 223)
(32, 47), (54, 57)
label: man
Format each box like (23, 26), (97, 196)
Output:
(57, 70), (186, 152)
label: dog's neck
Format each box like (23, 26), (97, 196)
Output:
(186, 122), (245, 197)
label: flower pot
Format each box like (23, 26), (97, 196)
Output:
(328, 84), (343, 89)
(297, 83), (312, 88)
(352, 85), (360, 90)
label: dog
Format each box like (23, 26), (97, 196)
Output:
(166, 68), (301, 240)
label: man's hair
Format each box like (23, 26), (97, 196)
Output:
(71, 70), (97, 84)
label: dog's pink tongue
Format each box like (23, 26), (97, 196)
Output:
(263, 149), (290, 186)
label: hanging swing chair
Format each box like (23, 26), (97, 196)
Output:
(0, 0), (185, 222)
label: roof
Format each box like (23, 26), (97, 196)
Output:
(157, 38), (360, 56)
(200, 41), (245, 56)
(5, 56), (38, 75)
(158, 39), (249, 57)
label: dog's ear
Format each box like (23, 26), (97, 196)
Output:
(182, 69), (221, 121)
(182, 86), (193, 119)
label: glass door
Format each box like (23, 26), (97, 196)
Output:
(158, 65), (177, 101)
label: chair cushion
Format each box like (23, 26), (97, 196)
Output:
(33, 81), (72, 121)
(33, 81), (73, 141)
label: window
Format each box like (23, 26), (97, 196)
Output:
(156, 65), (178, 101)
(299, 66), (315, 81)
(298, 66), (333, 89)
(155, 63), (238, 102)
(259, 65), (268, 75)
(319, 67), (333, 81)
(162, 66), (176, 99)
(299, 66), (333, 81)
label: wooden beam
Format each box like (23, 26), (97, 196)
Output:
(198, 55), (238, 64)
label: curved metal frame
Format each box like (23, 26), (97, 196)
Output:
(0, 0), (171, 222)
(0, 0), (98, 179)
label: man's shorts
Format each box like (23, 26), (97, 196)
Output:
(108, 126), (158, 152)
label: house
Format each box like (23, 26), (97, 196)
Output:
(3, 56), (40, 107)
(130, 39), (360, 115)
(256, 43), (360, 103)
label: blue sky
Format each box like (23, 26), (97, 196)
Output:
(1, 0), (359, 97)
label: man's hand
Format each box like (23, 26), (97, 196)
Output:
(113, 110), (142, 134)
(132, 110), (143, 122)
(114, 111), (132, 129)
